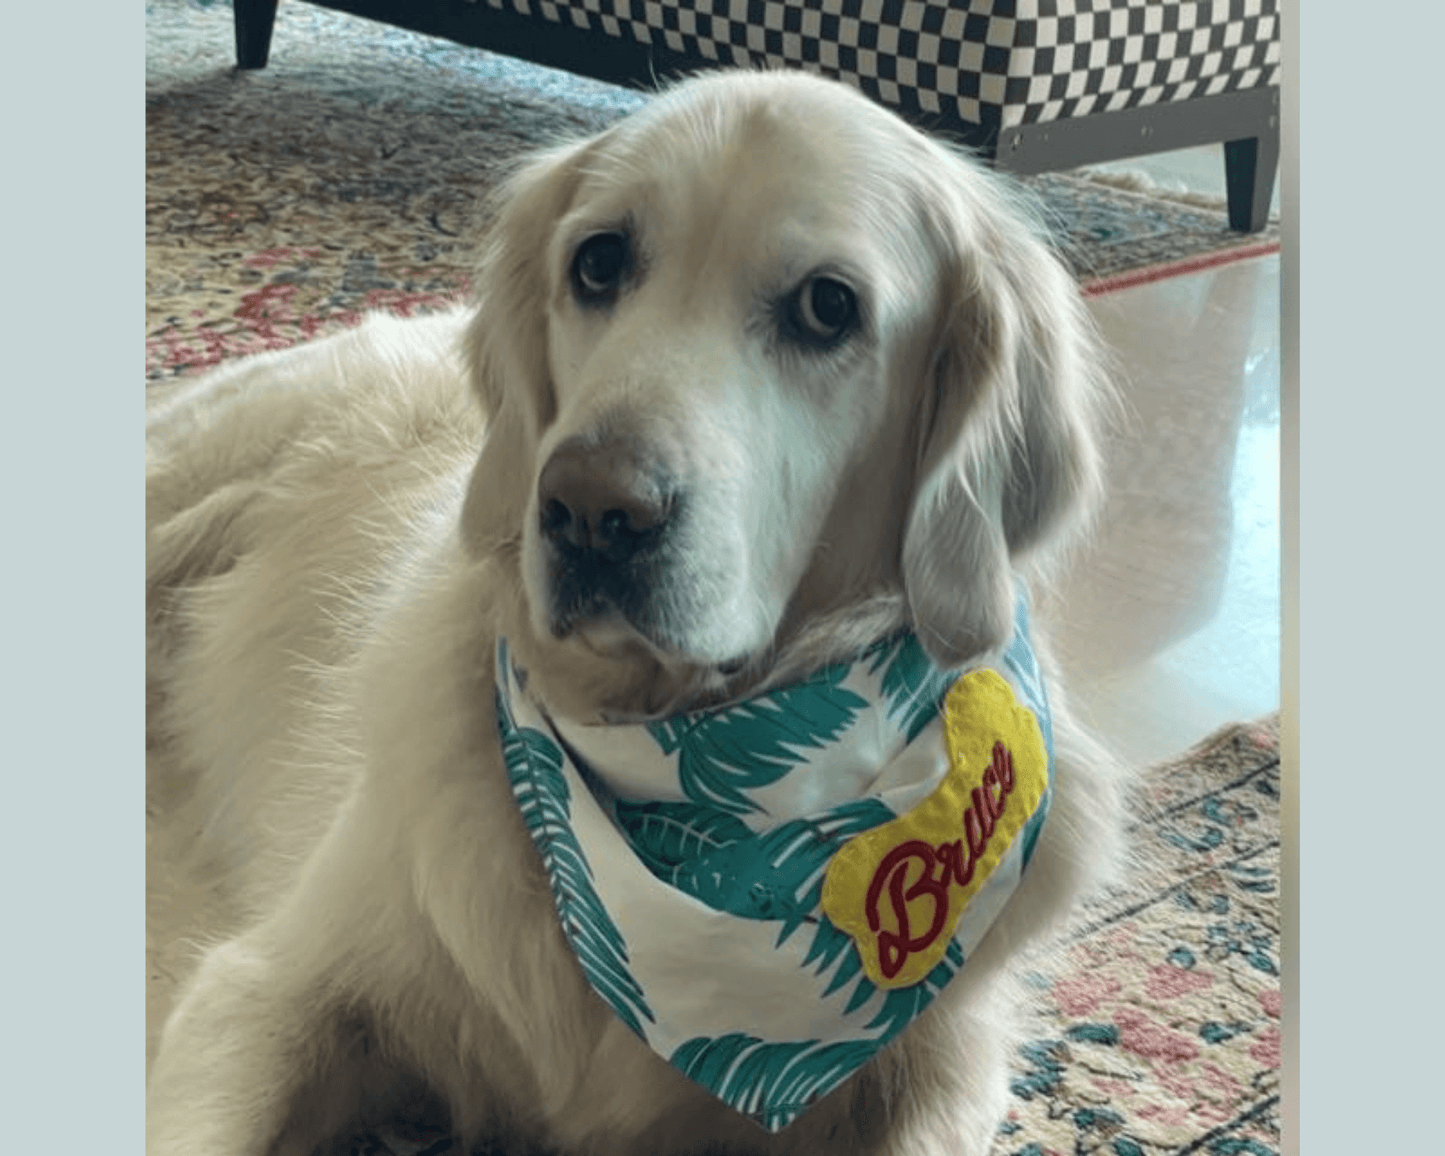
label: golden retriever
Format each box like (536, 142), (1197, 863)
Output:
(146, 69), (1127, 1155)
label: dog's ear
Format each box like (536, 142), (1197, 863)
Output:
(463, 138), (600, 433)
(459, 137), (601, 557)
(902, 163), (1109, 668)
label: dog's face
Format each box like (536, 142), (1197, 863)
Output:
(462, 71), (1107, 720)
(528, 95), (941, 668)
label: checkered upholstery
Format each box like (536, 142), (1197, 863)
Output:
(471, 0), (1280, 129)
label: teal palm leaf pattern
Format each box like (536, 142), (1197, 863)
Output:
(859, 937), (965, 1042)
(865, 633), (957, 743)
(613, 794), (894, 935)
(610, 798), (754, 881)
(647, 662), (869, 814)
(670, 1032), (885, 1131)
(799, 915), (966, 1039)
(495, 660), (655, 1039)
(668, 796), (895, 936)
(800, 915), (870, 1009)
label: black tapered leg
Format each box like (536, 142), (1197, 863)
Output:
(234, 0), (281, 70)
(1224, 120), (1280, 233)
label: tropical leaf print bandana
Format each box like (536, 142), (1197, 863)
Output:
(493, 595), (1054, 1132)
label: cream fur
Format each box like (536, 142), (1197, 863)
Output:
(146, 69), (1128, 1156)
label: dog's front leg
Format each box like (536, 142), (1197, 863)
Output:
(145, 797), (404, 1156)
(146, 925), (345, 1156)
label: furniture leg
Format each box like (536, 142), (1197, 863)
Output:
(235, 0), (281, 70)
(1224, 120), (1280, 233)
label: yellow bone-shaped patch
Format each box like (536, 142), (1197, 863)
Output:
(820, 668), (1048, 989)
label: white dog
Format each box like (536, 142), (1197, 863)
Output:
(146, 69), (1127, 1156)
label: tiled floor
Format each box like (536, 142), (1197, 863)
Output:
(1046, 149), (1280, 766)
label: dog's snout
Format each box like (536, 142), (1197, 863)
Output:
(538, 437), (672, 563)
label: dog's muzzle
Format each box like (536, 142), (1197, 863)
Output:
(537, 434), (680, 637)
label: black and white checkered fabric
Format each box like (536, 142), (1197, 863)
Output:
(472, 0), (1280, 128)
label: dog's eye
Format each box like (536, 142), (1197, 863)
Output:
(572, 233), (629, 301)
(790, 276), (857, 346)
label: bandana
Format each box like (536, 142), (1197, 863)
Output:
(494, 594), (1053, 1132)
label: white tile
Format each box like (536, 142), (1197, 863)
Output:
(1044, 257), (1281, 767)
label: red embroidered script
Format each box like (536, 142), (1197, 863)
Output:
(862, 742), (1017, 980)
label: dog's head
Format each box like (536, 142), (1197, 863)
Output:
(461, 70), (1108, 721)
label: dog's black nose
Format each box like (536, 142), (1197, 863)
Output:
(537, 437), (672, 564)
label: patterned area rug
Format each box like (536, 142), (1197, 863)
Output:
(998, 715), (1280, 1156)
(145, 0), (1279, 384)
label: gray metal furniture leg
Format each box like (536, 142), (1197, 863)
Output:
(1224, 123), (1279, 233)
(989, 87), (1280, 235)
(235, 0), (281, 70)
